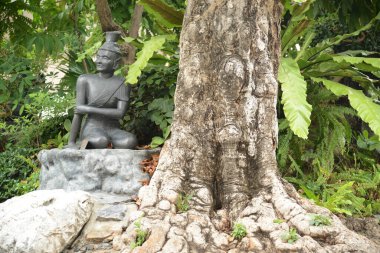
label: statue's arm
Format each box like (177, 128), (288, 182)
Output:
(76, 100), (127, 119)
(75, 81), (129, 119)
(67, 76), (87, 146)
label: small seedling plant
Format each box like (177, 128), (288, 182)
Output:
(130, 219), (149, 249)
(281, 227), (299, 244)
(273, 218), (286, 224)
(231, 222), (247, 241)
(176, 192), (193, 213)
(309, 214), (332, 226)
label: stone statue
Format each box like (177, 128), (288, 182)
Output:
(66, 31), (137, 149)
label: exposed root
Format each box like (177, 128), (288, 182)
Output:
(118, 171), (380, 253)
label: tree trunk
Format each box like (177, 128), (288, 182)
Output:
(124, 0), (380, 252)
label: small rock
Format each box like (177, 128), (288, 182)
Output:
(158, 200), (171, 210)
(170, 204), (176, 213)
(170, 213), (188, 227)
(134, 222), (170, 253)
(168, 226), (186, 238)
(161, 237), (186, 253)
(211, 232), (229, 248)
(113, 235), (123, 251)
(138, 185), (158, 208)
(248, 237), (263, 251)
(85, 222), (123, 243)
(186, 222), (206, 248)
(160, 189), (178, 203)
(239, 217), (259, 235)
(258, 216), (277, 232)
(188, 211), (209, 227)
(129, 210), (145, 222)
(96, 204), (128, 221)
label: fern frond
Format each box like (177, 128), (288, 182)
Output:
(277, 129), (293, 169)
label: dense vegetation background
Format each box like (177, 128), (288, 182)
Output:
(0, 0), (379, 217)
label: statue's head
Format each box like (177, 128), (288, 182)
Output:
(95, 31), (122, 73)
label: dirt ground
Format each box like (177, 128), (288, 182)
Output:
(342, 216), (380, 244)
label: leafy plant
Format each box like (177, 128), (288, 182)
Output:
(309, 214), (331, 226)
(138, 0), (184, 28)
(176, 192), (192, 213)
(124, 35), (176, 85)
(130, 219), (149, 249)
(278, 57), (312, 139)
(231, 223), (247, 241)
(273, 219), (286, 224)
(281, 227), (299, 244)
(278, 0), (380, 140)
(0, 148), (39, 202)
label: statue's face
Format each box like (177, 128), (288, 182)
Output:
(95, 50), (118, 73)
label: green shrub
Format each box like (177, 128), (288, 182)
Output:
(309, 214), (332, 226)
(281, 227), (299, 244)
(130, 219), (149, 249)
(176, 192), (192, 213)
(0, 148), (39, 202)
(231, 223), (247, 241)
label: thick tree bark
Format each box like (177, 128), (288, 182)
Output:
(162, 0), (282, 220)
(122, 0), (380, 252)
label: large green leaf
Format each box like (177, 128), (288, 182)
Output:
(313, 78), (380, 138)
(138, 0), (184, 28)
(126, 35), (174, 85)
(279, 57), (312, 139)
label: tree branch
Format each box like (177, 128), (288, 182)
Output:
(125, 4), (144, 64)
(95, 0), (124, 33)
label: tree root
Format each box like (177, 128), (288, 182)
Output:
(118, 169), (380, 253)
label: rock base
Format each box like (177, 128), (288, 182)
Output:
(0, 190), (93, 253)
(38, 149), (158, 197)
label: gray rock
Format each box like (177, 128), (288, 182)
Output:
(38, 149), (159, 197)
(0, 190), (93, 253)
(96, 204), (129, 221)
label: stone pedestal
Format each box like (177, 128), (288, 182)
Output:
(38, 149), (157, 198)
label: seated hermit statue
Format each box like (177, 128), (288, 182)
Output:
(67, 31), (137, 149)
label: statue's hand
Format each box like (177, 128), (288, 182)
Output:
(63, 143), (79, 149)
(75, 105), (90, 114)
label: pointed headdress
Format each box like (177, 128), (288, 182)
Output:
(99, 31), (122, 55)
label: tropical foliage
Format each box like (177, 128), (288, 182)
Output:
(0, 0), (379, 218)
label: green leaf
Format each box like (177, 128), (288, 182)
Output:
(332, 56), (380, 70)
(138, 0), (184, 28)
(278, 57), (312, 139)
(150, 136), (165, 148)
(63, 119), (71, 132)
(273, 219), (286, 224)
(312, 78), (380, 139)
(126, 35), (173, 85)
